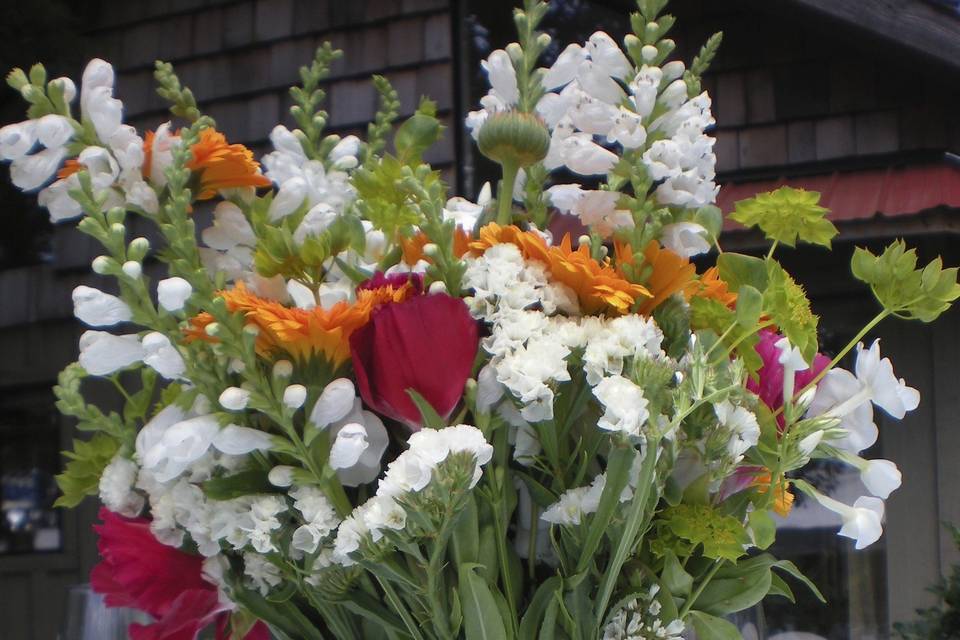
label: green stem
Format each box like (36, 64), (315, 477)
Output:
(765, 240), (779, 261)
(378, 576), (427, 640)
(593, 441), (658, 630)
(491, 425), (521, 637)
(679, 560), (723, 619)
(496, 161), (519, 225)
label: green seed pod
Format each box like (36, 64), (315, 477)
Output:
(477, 110), (550, 169)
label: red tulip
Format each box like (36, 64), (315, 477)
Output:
(91, 508), (268, 640)
(350, 293), (479, 429)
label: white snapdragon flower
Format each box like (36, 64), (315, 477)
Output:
(775, 336), (808, 403)
(660, 222), (711, 257)
(200, 201), (257, 280)
(854, 340), (920, 419)
(78, 330), (144, 376)
(98, 454), (144, 517)
(142, 332), (186, 380)
(329, 423), (369, 470)
(593, 375), (650, 437)
(315, 390), (390, 487)
(157, 277), (193, 312)
(145, 122), (178, 187)
(309, 378), (356, 426)
(72, 285), (132, 326)
(859, 458), (902, 500)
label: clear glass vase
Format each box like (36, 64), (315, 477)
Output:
(58, 583), (152, 640)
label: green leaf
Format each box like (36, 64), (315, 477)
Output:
(730, 186), (837, 248)
(576, 444), (636, 574)
(689, 297), (762, 374)
(767, 572), (795, 603)
(763, 260), (819, 363)
(735, 285), (762, 329)
(773, 559), (826, 603)
(519, 577), (562, 639)
(459, 563), (508, 640)
(406, 389), (446, 429)
(452, 494), (480, 566)
(694, 205), (723, 241)
(395, 98), (443, 165)
(203, 469), (274, 501)
(852, 240), (960, 322)
(662, 550), (694, 597)
(717, 253), (769, 293)
(54, 434), (120, 508)
(695, 562), (772, 616)
(748, 510), (776, 550)
(688, 611), (744, 640)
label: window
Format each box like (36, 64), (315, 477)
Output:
(0, 388), (63, 554)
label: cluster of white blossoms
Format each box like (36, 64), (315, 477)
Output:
(331, 424), (493, 566)
(602, 585), (685, 640)
(469, 30), (717, 247)
(0, 59), (169, 220)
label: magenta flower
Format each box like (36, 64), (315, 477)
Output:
(357, 271), (425, 294)
(350, 293), (479, 429)
(747, 329), (829, 421)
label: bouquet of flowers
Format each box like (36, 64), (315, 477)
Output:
(2, 1), (957, 638)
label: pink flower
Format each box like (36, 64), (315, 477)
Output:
(91, 508), (268, 640)
(350, 293), (479, 429)
(747, 330), (829, 425)
(357, 271), (424, 294)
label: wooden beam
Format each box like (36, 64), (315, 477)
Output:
(783, 0), (960, 71)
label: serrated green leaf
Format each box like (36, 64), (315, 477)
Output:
(54, 434), (120, 508)
(731, 186), (837, 248)
(659, 504), (750, 562)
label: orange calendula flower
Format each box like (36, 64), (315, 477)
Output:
(219, 280), (416, 366)
(57, 159), (82, 180)
(615, 240), (697, 315)
(753, 471), (795, 517)
(186, 129), (271, 200)
(686, 266), (738, 308)
(470, 223), (650, 315)
(184, 312), (218, 344)
(399, 229), (472, 266)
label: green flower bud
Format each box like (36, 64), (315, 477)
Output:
(128, 237), (150, 262)
(477, 111), (550, 169)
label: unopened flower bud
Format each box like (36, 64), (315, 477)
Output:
(51, 77), (76, 103)
(219, 386), (251, 411)
(796, 387), (818, 413)
(505, 42), (523, 64)
(536, 33), (551, 48)
(283, 384), (307, 409)
(268, 465), (296, 487)
(106, 207), (126, 225)
(227, 358), (245, 374)
(204, 322), (220, 336)
(422, 243), (439, 257)
(273, 360), (293, 378)
(428, 280), (447, 294)
(128, 237), (150, 261)
(243, 323), (260, 337)
(478, 110), (551, 169)
(20, 84), (43, 102)
(121, 261), (142, 279)
(91, 255), (113, 274)
(577, 234), (591, 247)
(798, 430), (824, 455)
(110, 223), (125, 235)
(663, 60), (686, 82)
(641, 45), (658, 62)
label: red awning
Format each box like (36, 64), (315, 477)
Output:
(719, 162), (960, 228)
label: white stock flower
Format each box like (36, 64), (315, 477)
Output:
(99, 454), (144, 517)
(362, 495), (407, 541)
(244, 553), (282, 595)
(593, 376), (650, 437)
(714, 400), (760, 461)
(72, 285), (132, 326)
(78, 330), (144, 375)
(157, 277), (193, 312)
(290, 485), (341, 554)
(660, 222), (711, 257)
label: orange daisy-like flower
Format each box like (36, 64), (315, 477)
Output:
(686, 266), (738, 308)
(399, 229), (472, 266)
(57, 158), (82, 180)
(753, 471), (795, 517)
(186, 129), (272, 200)
(218, 280), (416, 366)
(470, 223), (650, 315)
(615, 240), (697, 315)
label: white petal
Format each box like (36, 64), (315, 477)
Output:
(293, 203), (337, 245)
(560, 135), (618, 175)
(576, 60), (625, 104)
(0, 120), (36, 161)
(51, 77), (77, 104)
(861, 459), (901, 499)
(78, 331), (144, 376)
(310, 378), (356, 427)
(542, 44), (587, 90)
(83, 85), (124, 142)
(476, 363), (504, 412)
(268, 177), (307, 221)
(78, 145), (120, 190)
(10, 146), (65, 191)
(587, 32), (632, 80)
(36, 114), (74, 149)
(660, 222), (711, 258)
(482, 49), (519, 105)
(219, 387), (251, 411)
(142, 332), (186, 380)
(212, 424), (274, 455)
(157, 277), (193, 312)
(330, 135), (360, 163)
(545, 183), (585, 213)
(81, 59), (115, 94)
(283, 384), (307, 409)
(329, 423), (369, 469)
(72, 285), (132, 326)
